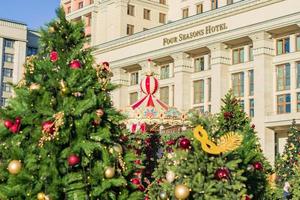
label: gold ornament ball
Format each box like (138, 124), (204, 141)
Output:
(174, 184), (190, 200)
(166, 170), (176, 183)
(113, 143), (123, 154)
(8, 160), (22, 175)
(104, 166), (115, 179)
(37, 192), (46, 200)
(30, 83), (40, 90)
(159, 191), (168, 200)
(48, 26), (55, 33)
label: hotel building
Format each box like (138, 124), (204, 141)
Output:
(0, 18), (39, 107)
(63, 0), (300, 164)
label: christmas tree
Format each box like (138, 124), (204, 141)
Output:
(147, 91), (272, 200)
(0, 9), (143, 200)
(275, 119), (300, 197)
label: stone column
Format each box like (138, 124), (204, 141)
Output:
(0, 38), (3, 100)
(244, 45), (250, 63)
(249, 31), (275, 163)
(171, 52), (193, 112)
(204, 54), (210, 70)
(111, 68), (129, 109)
(13, 41), (26, 84)
(290, 34), (296, 53)
(207, 43), (230, 114)
(290, 62), (297, 113)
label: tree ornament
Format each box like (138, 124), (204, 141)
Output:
(48, 26), (55, 33)
(112, 143), (123, 154)
(247, 164), (254, 171)
(144, 195), (150, 200)
(131, 178), (140, 185)
(68, 154), (80, 166)
(59, 80), (69, 95)
(96, 108), (104, 117)
(29, 83), (40, 91)
(214, 167), (230, 180)
(194, 125), (243, 155)
(8, 160), (22, 174)
(69, 60), (81, 69)
(244, 195), (251, 200)
(104, 167), (115, 179)
(224, 111), (233, 119)
(42, 121), (55, 134)
(50, 51), (58, 62)
(251, 124), (255, 129)
(174, 184), (190, 200)
(166, 139), (176, 146)
(159, 191), (168, 200)
(37, 192), (46, 200)
(179, 138), (190, 149)
(166, 170), (176, 183)
(252, 161), (263, 171)
(4, 117), (21, 134)
(102, 61), (110, 71)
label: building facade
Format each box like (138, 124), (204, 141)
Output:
(62, 0), (168, 46)
(0, 18), (39, 107)
(88, 0), (300, 164)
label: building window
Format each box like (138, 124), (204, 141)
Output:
(182, 8), (189, 18)
(144, 9), (151, 20)
(227, 0), (233, 5)
(1, 98), (7, 107)
(159, 13), (166, 24)
(160, 65), (169, 79)
(2, 83), (12, 92)
(196, 4), (203, 14)
(208, 78), (211, 102)
(297, 62), (300, 88)
(297, 93), (300, 112)
(129, 92), (138, 105)
(211, 0), (218, 10)
(276, 63), (290, 91)
(127, 24), (134, 35)
(249, 46), (254, 61)
(248, 70), (254, 96)
(27, 47), (38, 56)
(160, 86), (169, 105)
(2, 68), (13, 77)
(67, 6), (71, 13)
(297, 35), (300, 51)
(193, 80), (204, 104)
(159, 0), (166, 4)
(127, 4), (134, 16)
(4, 39), (14, 48)
(86, 14), (91, 26)
(249, 99), (254, 117)
(277, 37), (290, 55)
(78, 1), (83, 9)
(130, 72), (139, 85)
(240, 100), (244, 111)
(232, 48), (244, 64)
(194, 57), (205, 72)
(4, 53), (14, 63)
(143, 28), (148, 31)
(208, 105), (211, 112)
(232, 72), (244, 97)
(277, 94), (291, 114)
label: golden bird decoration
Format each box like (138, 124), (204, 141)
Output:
(193, 125), (243, 155)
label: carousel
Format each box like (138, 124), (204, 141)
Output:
(123, 66), (190, 133)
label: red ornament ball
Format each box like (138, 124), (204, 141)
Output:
(252, 161), (263, 171)
(134, 160), (142, 165)
(50, 51), (58, 62)
(214, 167), (230, 180)
(70, 60), (81, 69)
(224, 111), (233, 119)
(179, 138), (191, 149)
(4, 120), (14, 128)
(42, 121), (55, 134)
(68, 154), (80, 166)
(144, 196), (150, 200)
(166, 140), (176, 146)
(245, 195), (251, 200)
(102, 61), (110, 71)
(251, 124), (255, 129)
(131, 178), (141, 185)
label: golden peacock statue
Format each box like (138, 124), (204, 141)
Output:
(193, 125), (243, 155)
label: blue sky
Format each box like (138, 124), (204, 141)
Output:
(0, 0), (60, 30)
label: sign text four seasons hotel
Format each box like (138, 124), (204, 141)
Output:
(63, 0), (300, 164)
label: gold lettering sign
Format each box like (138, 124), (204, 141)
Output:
(163, 23), (228, 46)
